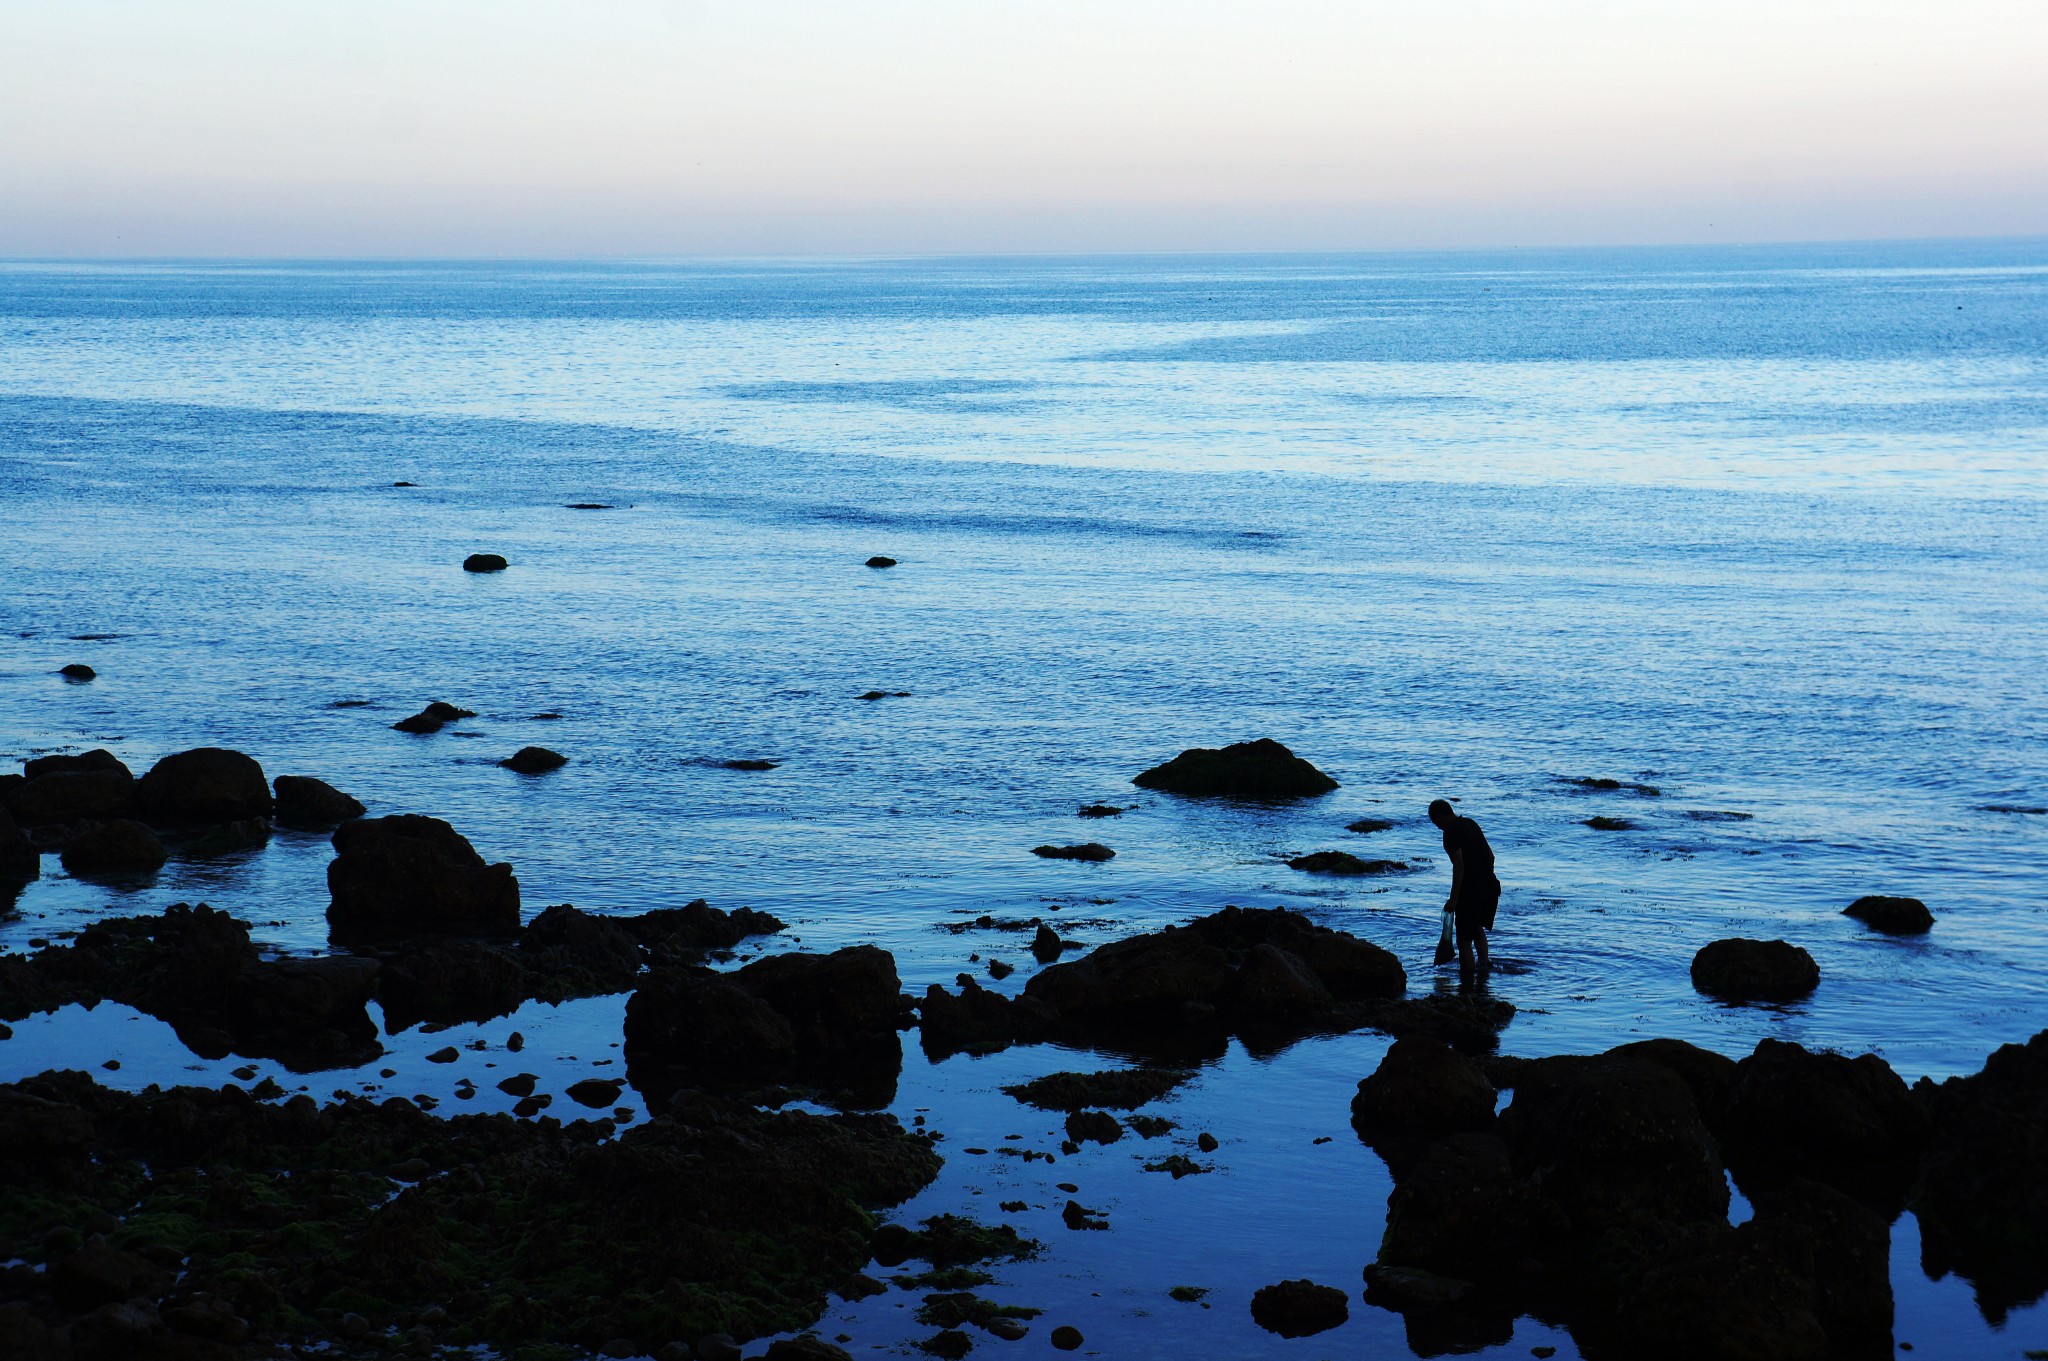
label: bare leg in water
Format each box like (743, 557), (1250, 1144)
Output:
(1456, 914), (1490, 986)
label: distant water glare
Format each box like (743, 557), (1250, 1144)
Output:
(1, 243), (2045, 1357)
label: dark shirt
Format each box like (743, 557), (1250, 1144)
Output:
(1442, 815), (1499, 894)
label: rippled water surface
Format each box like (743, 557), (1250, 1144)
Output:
(2, 245), (2046, 1356)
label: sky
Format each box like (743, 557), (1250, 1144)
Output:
(2, 0), (2045, 256)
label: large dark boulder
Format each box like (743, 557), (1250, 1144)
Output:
(133, 748), (274, 826)
(627, 946), (904, 1107)
(1604, 1038), (1739, 1131)
(1352, 1037), (1498, 1170)
(1496, 1054), (1729, 1240)
(463, 553), (508, 572)
(1721, 1038), (1928, 1210)
(1690, 938), (1819, 1002)
(1843, 895), (1933, 934)
(917, 977), (1055, 1057)
(377, 938), (528, 1029)
(273, 775), (366, 829)
(1377, 1132), (1558, 1281)
(6, 768), (135, 825)
(1912, 1028), (2048, 1321)
(230, 956), (381, 1062)
(326, 815), (520, 943)
(59, 820), (168, 878)
(1132, 738), (1338, 800)
(1604, 1220), (1831, 1361)
(0, 805), (38, 883)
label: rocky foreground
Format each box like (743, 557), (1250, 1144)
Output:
(3, 740), (2044, 1360)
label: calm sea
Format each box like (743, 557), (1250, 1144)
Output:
(2, 244), (2045, 1356)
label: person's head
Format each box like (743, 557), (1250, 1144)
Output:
(1427, 799), (1455, 828)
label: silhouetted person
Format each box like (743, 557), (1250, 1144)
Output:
(1429, 799), (1498, 983)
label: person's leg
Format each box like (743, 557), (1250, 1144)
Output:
(1474, 924), (1490, 977)
(1456, 913), (1477, 982)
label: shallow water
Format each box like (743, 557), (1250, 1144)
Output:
(2, 245), (2047, 1356)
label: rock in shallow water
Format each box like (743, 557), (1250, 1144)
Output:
(500, 745), (568, 774)
(59, 663), (96, 680)
(326, 814), (520, 943)
(58, 819), (168, 877)
(1286, 849), (1413, 875)
(0, 806), (39, 883)
(1843, 894), (1934, 934)
(272, 774), (366, 829)
(1032, 842), (1113, 861)
(1249, 1279), (1349, 1337)
(462, 552), (508, 572)
(1133, 737), (1338, 800)
(135, 747), (274, 826)
(1690, 938), (1819, 1002)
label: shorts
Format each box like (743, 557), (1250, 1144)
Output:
(1457, 884), (1500, 932)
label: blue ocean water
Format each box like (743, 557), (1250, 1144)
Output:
(2, 243), (2046, 1357)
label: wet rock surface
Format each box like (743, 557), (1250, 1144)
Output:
(1690, 937), (1820, 1002)
(1286, 849), (1414, 875)
(501, 745), (568, 774)
(626, 945), (904, 1107)
(56, 819), (169, 878)
(326, 815), (521, 944)
(1031, 842), (1114, 861)
(133, 748), (274, 826)
(1911, 1027), (2048, 1321)
(5, 763), (136, 826)
(0, 805), (37, 883)
(917, 906), (1508, 1061)
(1843, 895), (1934, 934)
(462, 552), (508, 572)
(272, 774), (366, 829)
(1249, 1279), (1349, 1337)
(1133, 737), (1338, 800)
(0, 1069), (938, 1357)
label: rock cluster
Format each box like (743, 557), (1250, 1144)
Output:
(1348, 1028), (1999, 1358)
(0, 1069), (938, 1358)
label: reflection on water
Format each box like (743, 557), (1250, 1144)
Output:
(2, 246), (2046, 1356)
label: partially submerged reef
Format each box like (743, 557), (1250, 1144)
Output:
(3, 738), (2044, 1359)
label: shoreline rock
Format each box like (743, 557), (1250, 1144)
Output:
(327, 815), (520, 944)
(1690, 938), (1819, 1003)
(1844, 895), (1934, 935)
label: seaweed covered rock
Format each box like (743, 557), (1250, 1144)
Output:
(133, 748), (273, 826)
(1912, 1027), (2048, 1321)
(1721, 1038), (1928, 1211)
(1133, 738), (1338, 800)
(626, 946), (904, 1106)
(1352, 1037), (1498, 1171)
(1287, 850), (1412, 876)
(1843, 895), (1934, 935)
(326, 814), (519, 944)
(272, 774), (366, 829)
(58, 819), (168, 878)
(1690, 938), (1819, 1003)
(1031, 842), (1114, 862)
(0, 1069), (940, 1355)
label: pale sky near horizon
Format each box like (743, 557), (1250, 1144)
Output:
(2, 0), (2045, 256)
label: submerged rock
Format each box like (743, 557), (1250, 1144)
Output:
(462, 552), (509, 572)
(272, 774), (366, 829)
(134, 747), (273, 826)
(391, 700), (477, 734)
(59, 662), (98, 680)
(1133, 738), (1338, 800)
(1690, 938), (1819, 1002)
(1843, 894), (1934, 934)
(1077, 804), (1125, 818)
(865, 555), (898, 568)
(1032, 842), (1114, 862)
(501, 745), (568, 774)
(58, 819), (168, 878)
(326, 815), (520, 944)
(1249, 1279), (1349, 1337)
